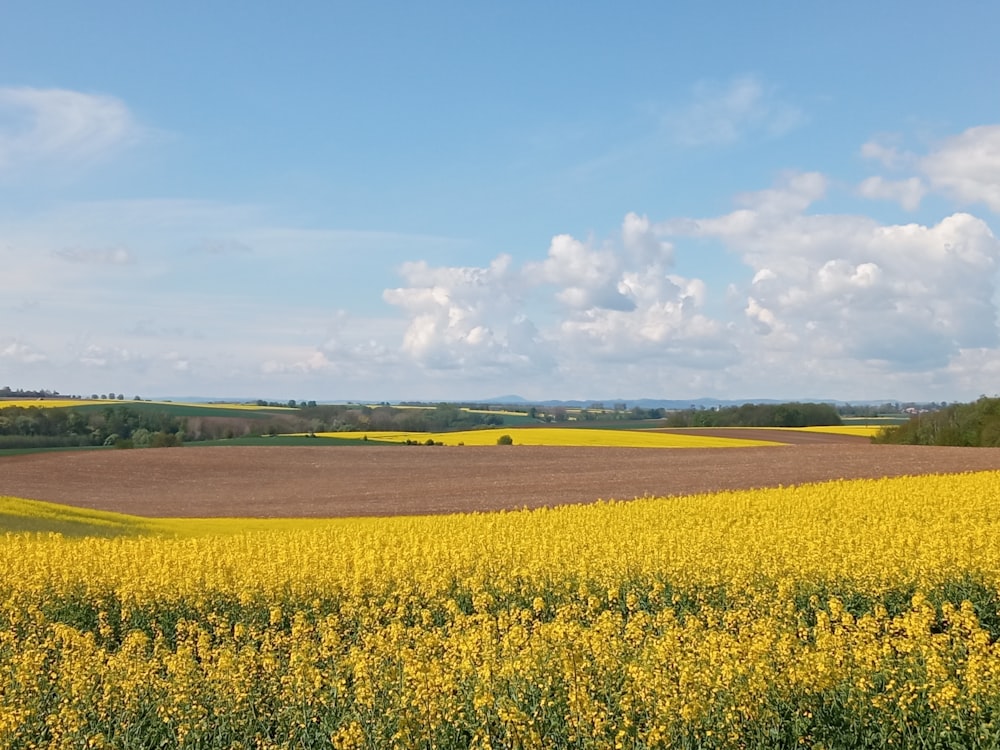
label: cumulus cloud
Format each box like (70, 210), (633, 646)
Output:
(382, 255), (549, 370)
(861, 125), (1000, 214)
(675, 173), (1000, 371)
(557, 272), (729, 363)
(0, 87), (141, 173)
(384, 213), (729, 371)
(921, 125), (1000, 212)
(527, 235), (632, 311)
(664, 75), (804, 147)
(621, 212), (674, 265)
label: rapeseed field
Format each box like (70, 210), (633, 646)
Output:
(314, 427), (785, 447)
(3, 473), (1000, 748)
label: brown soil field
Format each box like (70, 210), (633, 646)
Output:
(4, 432), (1000, 518)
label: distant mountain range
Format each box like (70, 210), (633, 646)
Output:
(478, 395), (907, 409)
(144, 394), (920, 409)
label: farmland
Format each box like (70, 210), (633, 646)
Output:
(4, 434), (999, 518)
(4, 419), (1000, 748)
(311, 427), (789, 448)
(4, 467), (1000, 747)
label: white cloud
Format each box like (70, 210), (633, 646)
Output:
(621, 212), (674, 266)
(664, 75), (804, 147)
(527, 234), (632, 311)
(675, 173), (1000, 372)
(862, 125), (1000, 215)
(857, 176), (926, 211)
(79, 345), (140, 369)
(921, 125), (1000, 212)
(8, 113), (1000, 401)
(557, 271), (729, 363)
(382, 255), (547, 370)
(385, 213), (729, 372)
(736, 170), (827, 215)
(860, 137), (914, 169)
(0, 87), (141, 173)
(0, 340), (47, 364)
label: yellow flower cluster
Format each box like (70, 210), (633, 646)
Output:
(3, 472), (1000, 747)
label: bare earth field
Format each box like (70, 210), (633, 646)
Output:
(3, 429), (1000, 518)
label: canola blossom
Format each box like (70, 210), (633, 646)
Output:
(3, 473), (1000, 748)
(795, 425), (887, 438)
(315, 427), (786, 448)
(0, 398), (115, 409)
(0, 399), (295, 411)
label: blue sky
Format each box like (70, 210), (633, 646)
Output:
(3, 1), (1000, 402)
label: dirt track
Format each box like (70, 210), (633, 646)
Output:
(4, 434), (1000, 518)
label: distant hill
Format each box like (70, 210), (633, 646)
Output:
(480, 394), (530, 404)
(478, 396), (902, 409)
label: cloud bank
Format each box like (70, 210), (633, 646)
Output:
(3, 93), (1000, 402)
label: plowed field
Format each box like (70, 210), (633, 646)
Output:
(4, 431), (1000, 517)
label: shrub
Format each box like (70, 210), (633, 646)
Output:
(497, 434), (514, 445)
(150, 432), (181, 448)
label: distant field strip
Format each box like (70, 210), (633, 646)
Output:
(315, 427), (786, 447)
(0, 398), (114, 408)
(0, 399), (295, 411)
(796, 425), (887, 437)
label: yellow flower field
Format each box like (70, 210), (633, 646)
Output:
(316, 427), (786, 448)
(3, 471), (1000, 748)
(0, 398), (114, 409)
(0, 399), (296, 411)
(795, 424), (887, 437)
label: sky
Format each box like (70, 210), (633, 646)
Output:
(2, 1), (1000, 403)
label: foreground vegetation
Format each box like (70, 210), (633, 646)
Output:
(4, 472), (1000, 748)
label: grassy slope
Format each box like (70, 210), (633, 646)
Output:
(0, 496), (163, 537)
(0, 496), (343, 537)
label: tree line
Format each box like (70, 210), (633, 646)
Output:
(296, 403), (504, 433)
(0, 402), (508, 449)
(873, 397), (1000, 446)
(662, 402), (842, 428)
(0, 405), (183, 450)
